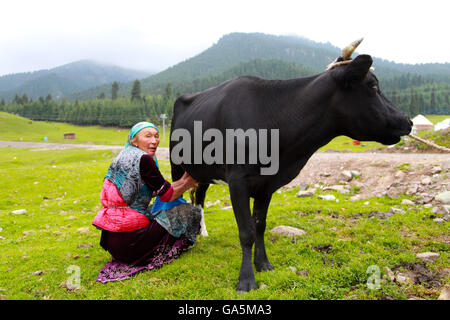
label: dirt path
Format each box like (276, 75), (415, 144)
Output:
(0, 140), (170, 159)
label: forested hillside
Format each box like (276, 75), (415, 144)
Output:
(166, 59), (315, 96)
(0, 95), (175, 128)
(385, 82), (449, 116)
(0, 60), (151, 101)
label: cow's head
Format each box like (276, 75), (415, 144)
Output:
(327, 47), (412, 145)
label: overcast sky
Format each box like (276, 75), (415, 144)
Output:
(1, 0), (449, 76)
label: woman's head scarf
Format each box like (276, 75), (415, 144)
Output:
(125, 121), (159, 148)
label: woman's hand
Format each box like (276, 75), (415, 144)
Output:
(181, 172), (199, 189)
(167, 172), (199, 202)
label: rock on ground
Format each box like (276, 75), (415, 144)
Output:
(11, 209), (27, 215)
(416, 252), (440, 263)
(340, 170), (353, 182)
(317, 195), (335, 201)
(270, 226), (307, 236)
(438, 284), (450, 300)
(436, 191), (450, 204)
(401, 199), (415, 206)
(296, 190), (315, 198)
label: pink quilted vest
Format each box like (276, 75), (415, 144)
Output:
(92, 179), (150, 232)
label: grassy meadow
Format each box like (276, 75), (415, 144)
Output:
(0, 112), (171, 148)
(0, 147), (448, 300)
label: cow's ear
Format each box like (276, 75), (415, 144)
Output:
(332, 54), (373, 86)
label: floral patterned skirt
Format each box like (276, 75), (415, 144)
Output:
(96, 220), (195, 283)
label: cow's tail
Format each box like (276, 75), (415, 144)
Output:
(199, 206), (208, 237)
(189, 187), (208, 237)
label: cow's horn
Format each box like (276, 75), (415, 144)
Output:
(341, 38), (363, 60)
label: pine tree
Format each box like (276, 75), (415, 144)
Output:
(430, 86), (436, 114)
(21, 94), (29, 104)
(418, 92), (425, 115)
(390, 89), (398, 106)
(112, 81), (119, 100)
(409, 88), (419, 116)
(163, 83), (173, 101)
(13, 94), (22, 105)
(131, 80), (142, 101)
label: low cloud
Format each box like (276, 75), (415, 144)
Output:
(0, 29), (208, 75)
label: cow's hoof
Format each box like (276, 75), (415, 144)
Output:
(255, 262), (274, 272)
(236, 280), (257, 293)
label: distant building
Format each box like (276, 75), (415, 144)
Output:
(64, 132), (76, 139)
(411, 115), (433, 132)
(434, 118), (450, 131)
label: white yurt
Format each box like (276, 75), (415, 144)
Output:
(434, 118), (450, 131)
(412, 114), (434, 132)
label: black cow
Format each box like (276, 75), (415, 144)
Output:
(169, 43), (412, 292)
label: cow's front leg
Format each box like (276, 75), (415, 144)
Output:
(253, 194), (274, 272)
(229, 182), (256, 293)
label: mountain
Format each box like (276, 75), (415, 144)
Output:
(68, 33), (340, 100)
(164, 58), (316, 97)
(0, 60), (152, 101)
(67, 33), (450, 101)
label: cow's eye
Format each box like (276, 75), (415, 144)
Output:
(366, 82), (378, 96)
(368, 82), (378, 92)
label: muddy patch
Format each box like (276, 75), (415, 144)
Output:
(392, 261), (443, 289)
(313, 244), (333, 254)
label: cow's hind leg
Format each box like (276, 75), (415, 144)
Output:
(253, 194), (274, 272)
(229, 182), (256, 293)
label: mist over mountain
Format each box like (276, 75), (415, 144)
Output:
(0, 60), (152, 101)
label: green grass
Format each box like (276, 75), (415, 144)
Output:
(0, 148), (448, 300)
(418, 130), (450, 150)
(319, 136), (383, 152)
(0, 112), (171, 147)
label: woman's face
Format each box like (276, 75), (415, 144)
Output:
(135, 127), (160, 155)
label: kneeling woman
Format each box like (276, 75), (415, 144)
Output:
(92, 122), (201, 282)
